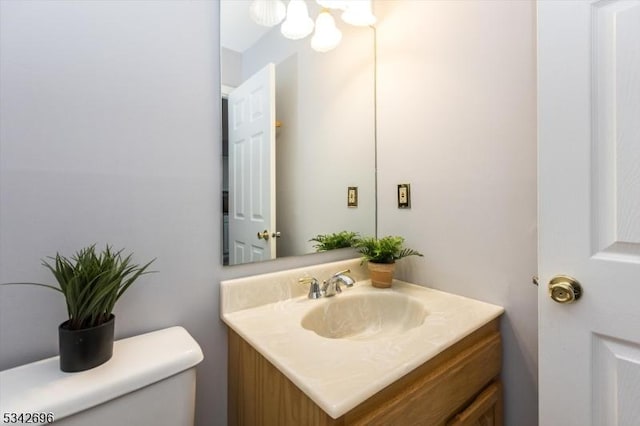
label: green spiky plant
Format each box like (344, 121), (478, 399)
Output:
(31, 245), (155, 330)
(355, 236), (423, 264)
(309, 231), (360, 252)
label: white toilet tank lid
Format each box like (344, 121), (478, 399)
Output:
(0, 326), (204, 421)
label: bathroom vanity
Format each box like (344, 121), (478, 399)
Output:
(221, 260), (504, 426)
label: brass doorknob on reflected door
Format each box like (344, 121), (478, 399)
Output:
(257, 230), (270, 241)
(548, 275), (582, 304)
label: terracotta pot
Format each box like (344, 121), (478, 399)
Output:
(58, 314), (115, 372)
(367, 262), (396, 288)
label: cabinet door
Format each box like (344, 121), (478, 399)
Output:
(351, 333), (501, 426)
(447, 381), (503, 426)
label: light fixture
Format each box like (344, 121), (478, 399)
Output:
(341, 0), (376, 26)
(281, 0), (315, 40)
(316, 0), (347, 10)
(246, 0), (378, 52)
(311, 9), (342, 52)
(249, 0), (286, 27)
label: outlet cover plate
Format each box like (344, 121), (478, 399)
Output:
(348, 187), (358, 207)
(398, 184), (410, 208)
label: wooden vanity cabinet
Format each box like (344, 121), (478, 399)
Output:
(228, 319), (502, 426)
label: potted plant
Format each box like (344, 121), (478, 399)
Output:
(7, 244), (154, 372)
(355, 236), (423, 288)
(309, 231), (360, 252)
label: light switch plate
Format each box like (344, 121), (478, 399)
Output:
(348, 187), (358, 207)
(398, 184), (410, 208)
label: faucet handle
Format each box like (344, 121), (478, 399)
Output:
(299, 277), (322, 299)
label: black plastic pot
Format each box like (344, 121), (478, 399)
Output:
(58, 314), (115, 372)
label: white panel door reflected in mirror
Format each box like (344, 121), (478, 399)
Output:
(228, 64), (276, 266)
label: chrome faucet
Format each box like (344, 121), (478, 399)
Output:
(299, 277), (323, 299)
(321, 269), (355, 297)
(299, 270), (355, 299)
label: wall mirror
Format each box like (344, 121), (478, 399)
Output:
(220, 0), (376, 266)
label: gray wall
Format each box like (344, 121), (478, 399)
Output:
(1, 1), (538, 425)
(375, 1), (538, 425)
(0, 1), (221, 424)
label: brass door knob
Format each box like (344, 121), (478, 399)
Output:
(548, 275), (582, 304)
(257, 230), (270, 241)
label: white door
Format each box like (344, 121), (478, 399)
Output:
(228, 64), (276, 265)
(538, 1), (640, 425)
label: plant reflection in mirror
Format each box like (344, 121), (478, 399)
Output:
(310, 231), (360, 252)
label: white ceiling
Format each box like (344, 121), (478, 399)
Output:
(220, 0), (272, 53)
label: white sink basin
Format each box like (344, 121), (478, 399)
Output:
(301, 292), (427, 340)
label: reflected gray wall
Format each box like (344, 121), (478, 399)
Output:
(221, 47), (242, 88)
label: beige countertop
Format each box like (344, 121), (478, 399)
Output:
(220, 259), (504, 419)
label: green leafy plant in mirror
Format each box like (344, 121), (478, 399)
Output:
(7, 245), (155, 330)
(355, 236), (423, 264)
(309, 231), (360, 252)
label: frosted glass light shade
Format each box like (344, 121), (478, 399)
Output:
(281, 0), (314, 40)
(249, 0), (286, 27)
(311, 10), (342, 52)
(316, 0), (347, 10)
(341, 0), (376, 26)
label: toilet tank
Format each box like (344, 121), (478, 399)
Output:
(0, 326), (204, 426)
